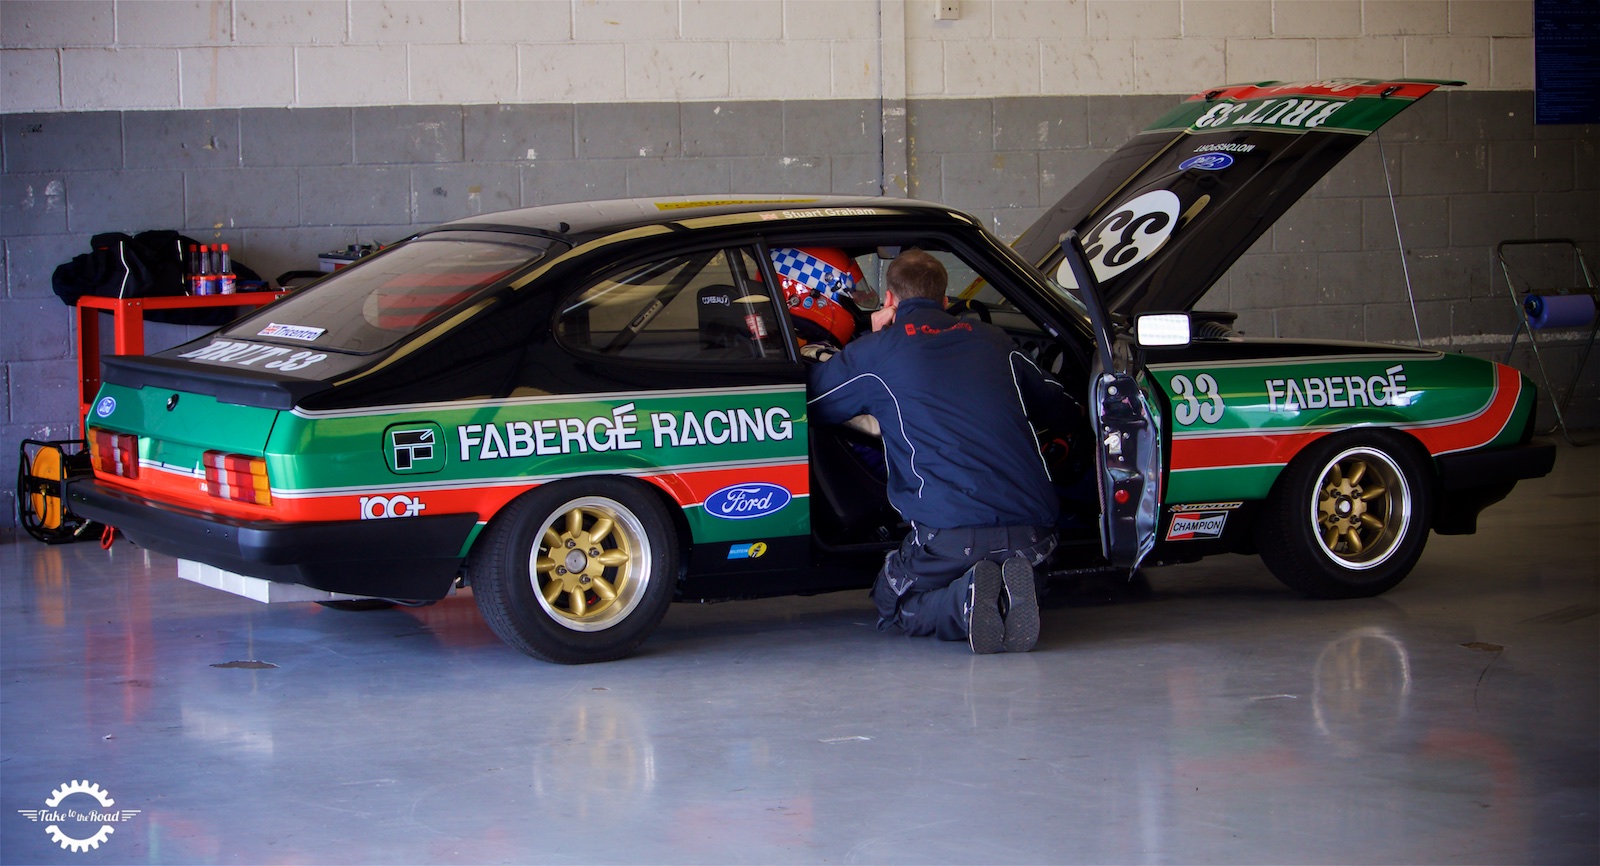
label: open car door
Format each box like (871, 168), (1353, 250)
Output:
(1058, 231), (1162, 572)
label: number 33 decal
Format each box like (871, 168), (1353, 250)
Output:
(1171, 373), (1225, 425)
(1057, 189), (1181, 289)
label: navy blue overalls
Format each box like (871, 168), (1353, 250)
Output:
(807, 296), (1077, 639)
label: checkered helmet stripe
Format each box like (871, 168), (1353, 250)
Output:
(771, 249), (856, 300)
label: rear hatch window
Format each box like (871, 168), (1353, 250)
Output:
(221, 232), (552, 354)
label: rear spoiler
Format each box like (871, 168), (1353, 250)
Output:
(100, 354), (331, 411)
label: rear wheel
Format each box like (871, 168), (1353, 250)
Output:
(1257, 432), (1432, 599)
(467, 478), (678, 664)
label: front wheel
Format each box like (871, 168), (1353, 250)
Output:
(467, 478), (679, 663)
(1257, 432), (1433, 599)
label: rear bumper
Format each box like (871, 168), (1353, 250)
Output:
(1435, 439), (1556, 489)
(1431, 439), (1557, 535)
(67, 478), (476, 600)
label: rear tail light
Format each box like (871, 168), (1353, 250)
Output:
(88, 428), (140, 480)
(203, 451), (272, 506)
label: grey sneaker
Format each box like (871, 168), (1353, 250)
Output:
(967, 560), (1004, 654)
(1001, 556), (1039, 653)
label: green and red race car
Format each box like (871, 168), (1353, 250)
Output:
(69, 78), (1555, 663)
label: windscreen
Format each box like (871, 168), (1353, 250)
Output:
(222, 234), (550, 354)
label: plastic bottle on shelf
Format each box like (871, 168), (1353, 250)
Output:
(197, 245), (216, 295)
(218, 244), (236, 294)
(187, 244), (202, 295)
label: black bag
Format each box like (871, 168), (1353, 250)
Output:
(53, 231), (182, 303)
(52, 230), (265, 325)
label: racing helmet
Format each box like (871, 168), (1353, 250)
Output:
(770, 247), (864, 346)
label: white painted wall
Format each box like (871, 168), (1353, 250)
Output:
(2, 0), (1535, 111)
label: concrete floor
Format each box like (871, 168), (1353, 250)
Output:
(3, 444), (1596, 865)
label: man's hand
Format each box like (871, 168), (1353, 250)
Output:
(800, 342), (839, 363)
(870, 304), (897, 332)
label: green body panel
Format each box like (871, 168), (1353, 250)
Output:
(1165, 466), (1282, 504)
(1151, 351), (1491, 435)
(1149, 350), (1517, 504)
(88, 383), (279, 474)
(269, 386), (811, 544)
(91, 381), (811, 547)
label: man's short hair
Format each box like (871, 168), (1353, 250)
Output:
(885, 249), (947, 301)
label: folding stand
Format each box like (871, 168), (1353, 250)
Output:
(1495, 239), (1598, 446)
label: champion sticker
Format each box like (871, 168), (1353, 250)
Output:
(94, 396), (117, 418)
(1167, 512), (1228, 541)
(1179, 153), (1234, 171)
(257, 323), (326, 342)
(703, 483), (792, 520)
(727, 541), (769, 560)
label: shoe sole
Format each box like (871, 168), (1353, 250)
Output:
(1001, 556), (1039, 653)
(968, 560), (1004, 654)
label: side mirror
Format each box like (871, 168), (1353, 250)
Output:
(1134, 313), (1191, 347)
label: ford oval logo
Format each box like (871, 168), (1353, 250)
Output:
(1179, 153), (1234, 171)
(94, 396), (117, 418)
(704, 482), (792, 520)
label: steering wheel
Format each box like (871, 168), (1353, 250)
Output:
(1037, 424), (1088, 482)
(945, 297), (991, 323)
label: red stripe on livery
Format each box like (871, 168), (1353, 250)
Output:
(1402, 364), (1523, 456)
(114, 460), (811, 524)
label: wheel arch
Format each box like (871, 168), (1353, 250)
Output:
(461, 474), (693, 590)
(1254, 423), (1438, 598)
(634, 475), (694, 588)
(1264, 423), (1439, 503)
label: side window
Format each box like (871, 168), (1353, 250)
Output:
(863, 247), (1019, 313)
(557, 248), (789, 362)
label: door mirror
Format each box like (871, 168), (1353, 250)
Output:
(1134, 313), (1191, 347)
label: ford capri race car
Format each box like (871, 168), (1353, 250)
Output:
(70, 79), (1555, 663)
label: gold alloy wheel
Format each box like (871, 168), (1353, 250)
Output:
(1312, 446), (1410, 570)
(530, 496), (652, 632)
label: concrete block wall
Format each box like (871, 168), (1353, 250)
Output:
(2, 0), (1595, 531)
(1, 0), (1538, 108)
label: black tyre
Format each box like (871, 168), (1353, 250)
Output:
(1256, 431), (1433, 599)
(467, 477), (678, 664)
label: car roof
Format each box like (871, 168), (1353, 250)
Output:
(424, 194), (968, 244)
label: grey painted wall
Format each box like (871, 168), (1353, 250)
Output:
(2, 92), (1596, 529)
